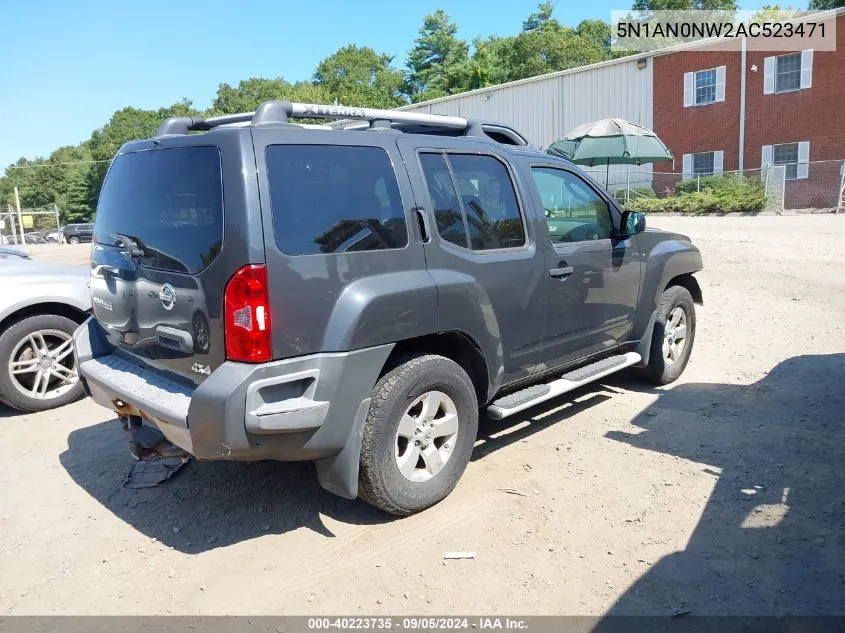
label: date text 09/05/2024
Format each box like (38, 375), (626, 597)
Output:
(307, 617), (528, 630)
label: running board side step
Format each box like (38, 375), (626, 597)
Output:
(486, 352), (642, 420)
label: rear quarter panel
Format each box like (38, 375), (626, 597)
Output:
(251, 128), (437, 359)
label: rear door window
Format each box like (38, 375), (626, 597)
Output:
(95, 147), (223, 274)
(419, 153), (468, 249)
(447, 154), (525, 251)
(418, 152), (526, 252)
(265, 145), (408, 256)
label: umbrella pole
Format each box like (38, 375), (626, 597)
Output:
(606, 159), (610, 190)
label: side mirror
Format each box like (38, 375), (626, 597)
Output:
(621, 210), (646, 236)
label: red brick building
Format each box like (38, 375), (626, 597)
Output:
(404, 9), (845, 209)
(653, 12), (845, 209)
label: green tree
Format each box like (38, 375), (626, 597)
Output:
(210, 78), (331, 114)
(406, 10), (471, 102)
(807, 0), (844, 8)
(522, 2), (555, 31)
(0, 148), (74, 213)
(62, 166), (94, 223)
(576, 19), (614, 58)
(486, 5), (612, 84)
(463, 36), (509, 89)
(314, 45), (406, 108)
(632, 0), (737, 8)
(87, 100), (198, 203)
(46, 144), (95, 221)
(751, 4), (801, 22)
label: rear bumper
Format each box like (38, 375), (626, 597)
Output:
(73, 317), (393, 462)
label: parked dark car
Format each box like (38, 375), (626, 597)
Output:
(75, 100), (703, 515)
(61, 223), (94, 244)
(23, 231), (47, 244)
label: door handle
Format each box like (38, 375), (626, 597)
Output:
(549, 266), (574, 278)
(414, 207), (429, 243)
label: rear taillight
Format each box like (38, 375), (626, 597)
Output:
(224, 264), (272, 363)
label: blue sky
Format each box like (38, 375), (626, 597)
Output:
(0, 0), (768, 167)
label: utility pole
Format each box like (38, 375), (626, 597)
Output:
(13, 187), (24, 245)
(5, 204), (14, 245)
(53, 203), (61, 233)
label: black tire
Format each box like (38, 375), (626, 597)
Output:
(358, 354), (479, 516)
(640, 285), (696, 385)
(0, 314), (85, 413)
(68, 236), (80, 244)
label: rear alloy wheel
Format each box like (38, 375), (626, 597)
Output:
(394, 390), (460, 483)
(359, 354), (478, 515)
(0, 314), (84, 412)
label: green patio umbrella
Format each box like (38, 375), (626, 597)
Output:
(547, 118), (673, 187)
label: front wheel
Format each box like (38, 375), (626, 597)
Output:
(0, 314), (84, 412)
(68, 236), (80, 245)
(640, 285), (696, 385)
(358, 354), (479, 515)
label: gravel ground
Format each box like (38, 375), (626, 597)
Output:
(2, 215), (844, 616)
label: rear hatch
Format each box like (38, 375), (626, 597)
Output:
(90, 146), (227, 386)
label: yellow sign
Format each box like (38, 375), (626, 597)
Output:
(22, 215), (33, 229)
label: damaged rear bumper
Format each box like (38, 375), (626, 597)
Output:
(73, 317), (392, 473)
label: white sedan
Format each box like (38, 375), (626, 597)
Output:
(0, 259), (91, 412)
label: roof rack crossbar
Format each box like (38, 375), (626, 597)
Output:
(156, 112), (255, 136)
(156, 100), (528, 146)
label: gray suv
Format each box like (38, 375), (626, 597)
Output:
(74, 101), (703, 515)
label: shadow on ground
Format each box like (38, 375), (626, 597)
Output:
(59, 349), (845, 614)
(58, 382), (613, 553)
(0, 405), (20, 419)
(59, 418), (394, 551)
(595, 353), (845, 618)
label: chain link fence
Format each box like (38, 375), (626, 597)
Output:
(1, 205), (62, 245)
(582, 159), (845, 214)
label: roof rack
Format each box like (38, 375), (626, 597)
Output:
(156, 100), (528, 146)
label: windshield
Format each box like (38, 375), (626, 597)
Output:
(95, 146), (223, 274)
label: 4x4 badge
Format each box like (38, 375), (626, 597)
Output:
(159, 283), (177, 311)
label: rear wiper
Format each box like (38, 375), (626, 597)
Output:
(110, 233), (147, 258)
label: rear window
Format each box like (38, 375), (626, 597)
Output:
(266, 144), (408, 256)
(95, 147), (223, 274)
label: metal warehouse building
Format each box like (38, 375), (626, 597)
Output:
(400, 9), (845, 210)
(401, 55), (654, 154)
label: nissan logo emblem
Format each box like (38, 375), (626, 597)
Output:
(159, 283), (177, 311)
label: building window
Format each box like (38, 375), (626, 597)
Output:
(695, 69), (717, 105)
(773, 143), (799, 180)
(682, 151), (723, 180)
(684, 66), (725, 107)
(693, 152), (715, 175)
(775, 52), (802, 93)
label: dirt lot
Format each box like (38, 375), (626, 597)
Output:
(2, 216), (844, 616)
